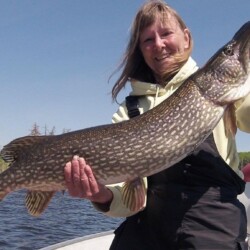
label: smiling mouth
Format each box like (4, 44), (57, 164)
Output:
(155, 54), (170, 61)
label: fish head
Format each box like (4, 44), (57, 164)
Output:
(197, 21), (250, 105)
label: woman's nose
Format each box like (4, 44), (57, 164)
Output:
(154, 35), (165, 50)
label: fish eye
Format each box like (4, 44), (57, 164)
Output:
(223, 43), (234, 56)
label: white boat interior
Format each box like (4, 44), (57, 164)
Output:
(39, 230), (114, 250)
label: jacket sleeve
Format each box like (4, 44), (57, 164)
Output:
(92, 101), (148, 217)
(93, 180), (147, 217)
(236, 93), (250, 133)
(111, 101), (130, 123)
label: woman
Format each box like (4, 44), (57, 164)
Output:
(64, 1), (249, 249)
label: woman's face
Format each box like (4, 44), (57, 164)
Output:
(139, 16), (190, 81)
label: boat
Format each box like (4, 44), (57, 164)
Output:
(237, 182), (250, 247)
(39, 230), (114, 250)
(239, 182), (250, 232)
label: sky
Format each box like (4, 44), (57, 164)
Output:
(0, 0), (249, 152)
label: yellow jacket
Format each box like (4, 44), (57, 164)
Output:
(95, 57), (250, 217)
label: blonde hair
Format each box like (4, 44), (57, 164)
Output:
(111, 0), (193, 101)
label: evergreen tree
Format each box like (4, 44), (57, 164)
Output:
(29, 123), (41, 136)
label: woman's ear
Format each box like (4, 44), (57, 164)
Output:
(183, 28), (191, 49)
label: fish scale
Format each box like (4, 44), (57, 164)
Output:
(1, 21), (250, 216)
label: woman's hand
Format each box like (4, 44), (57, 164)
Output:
(64, 155), (113, 205)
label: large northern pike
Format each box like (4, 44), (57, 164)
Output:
(1, 21), (250, 216)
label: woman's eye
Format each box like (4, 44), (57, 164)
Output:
(161, 32), (171, 37)
(143, 37), (153, 43)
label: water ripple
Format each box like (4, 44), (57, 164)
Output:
(0, 190), (123, 249)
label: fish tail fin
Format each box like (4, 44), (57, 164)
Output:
(121, 177), (146, 212)
(0, 135), (52, 163)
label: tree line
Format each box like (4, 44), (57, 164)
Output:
(29, 122), (71, 136)
(239, 152), (250, 166)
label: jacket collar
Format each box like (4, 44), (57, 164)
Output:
(130, 57), (198, 96)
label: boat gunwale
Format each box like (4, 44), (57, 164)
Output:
(39, 230), (114, 250)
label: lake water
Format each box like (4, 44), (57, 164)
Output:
(0, 191), (123, 250)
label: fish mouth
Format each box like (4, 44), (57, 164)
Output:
(240, 40), (250, 74)
(234, 21), (250, 73)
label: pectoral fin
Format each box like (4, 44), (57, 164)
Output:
(223, 104), (237, 137)
(25, 191), (55, 216)
(121, 178), (146, 212)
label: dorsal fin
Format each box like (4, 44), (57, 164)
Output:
(26, 191), (55, 216)
(0, 135), (52, 163)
